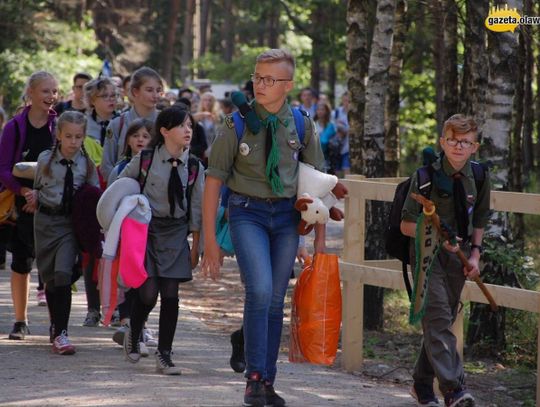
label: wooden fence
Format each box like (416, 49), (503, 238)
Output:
(339, 176), (540, 404)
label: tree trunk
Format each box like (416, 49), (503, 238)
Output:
(460, 0), (489, 129)
(310, 7), (325, 93)
(384, 0), (406, 177)
(409, 1), (426, 74)
(200, 0), (211, 57)
(522, 0), (534, 173)
(509, 26), (524, 240)
(180, 0), (195, 82)
(430, 0), (458, 136)
(537, 1), (540, 169)
(467, 0), (523, 354)
(222, 0), (234, 63)
(328, 60), (337, 106)
(346, 0), (370, 174)
(162, 0), (181, 86)
(363, 0), (396, 331)
(267, 6), (279, 48)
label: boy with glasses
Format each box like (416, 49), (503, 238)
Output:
(55, 72), (92, 115)
(400, 114), (491, 407)
(202, 49), (326, 407)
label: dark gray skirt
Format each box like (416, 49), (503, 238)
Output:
(34, 211), (78, 284)
(145, 217), (192, 282)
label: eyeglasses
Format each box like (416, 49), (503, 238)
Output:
(250, 74), (292, 87)
(96, 93), (117, 100)
(444, 137), (477, 149)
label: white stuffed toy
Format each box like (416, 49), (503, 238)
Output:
(294, 162), (348, 235)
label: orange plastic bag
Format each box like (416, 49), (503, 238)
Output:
(289, 253), (342, 365)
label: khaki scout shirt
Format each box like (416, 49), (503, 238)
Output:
(118, 145), (205, 232)
(402, 157), (491, 236)
(35, 149), (99, 208)
(207, 102), (325, 198)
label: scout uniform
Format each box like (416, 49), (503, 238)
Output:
(34, 149), (99, 286)
(207, 101), (325, 388)
(118, 144), (204, 282)
(207, 102), (325, 197)
(101, 108), (158, 180)
(401, 156), (491, 393)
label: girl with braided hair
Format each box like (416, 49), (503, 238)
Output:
(32, 111), (99, 354)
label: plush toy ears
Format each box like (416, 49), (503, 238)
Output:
(294, 196), (313, 212)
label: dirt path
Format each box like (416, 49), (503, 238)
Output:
(0, 216), (517, 406)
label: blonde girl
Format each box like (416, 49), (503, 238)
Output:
(193, 91), (222, 152)
(0, 71), (58, 340)
(33, 111), (99, 354)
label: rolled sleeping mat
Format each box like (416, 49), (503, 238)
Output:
(12, 162), (37, 180)
(96, 177), (140, 231)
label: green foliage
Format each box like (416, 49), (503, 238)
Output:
(398, 68), (438, 176)
(0, 16), (101, 115)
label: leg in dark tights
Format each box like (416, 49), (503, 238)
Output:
(118, 288), (136, 321)
(37, 273), (44, 291)
(83, 256), (100, 312)
(130, 277), (159, 348)
(158, 278), (180, 352)
(45, 284), (55, 328)
(53, 284), (72, 337)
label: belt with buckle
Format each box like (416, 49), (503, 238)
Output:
(38, 205), (67, 216)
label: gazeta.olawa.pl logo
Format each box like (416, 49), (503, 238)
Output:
(485, 4), (540, 32)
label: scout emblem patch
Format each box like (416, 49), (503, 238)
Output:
(409, 212), (441, 324)
(106, 127), (113, 139)
(225, 115), (235, 129)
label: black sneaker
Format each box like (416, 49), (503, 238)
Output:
(9, 321), (30, 340)
(243, 372), (265, 407)
(264, 381), (286, 407)
(230, 328), (246, 373)
(155, 350), (182, 375)
(123, 327), (141, 363)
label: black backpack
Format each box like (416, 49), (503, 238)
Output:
(385, 162), (486, 298)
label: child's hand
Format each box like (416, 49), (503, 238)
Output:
(190, 249), (200, 269)
(201, 240), (222, 280)
(442, 239), (460, 253)
(464, 257), (480, 280)
(296, 246), (309, 265)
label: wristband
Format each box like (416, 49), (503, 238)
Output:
(470, 244), (483, 254)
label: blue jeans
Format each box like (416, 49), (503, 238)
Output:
(228, 193), (300, 383)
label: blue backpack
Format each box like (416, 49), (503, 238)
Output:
(231, 107), (307, 144)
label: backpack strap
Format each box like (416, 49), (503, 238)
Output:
(232, 107), (306, 145)
(138, 148), (154, 194)
(471, 161), (487, 193)
(291, 107), (306, 145)
(232, 111), (245, 141)
(416, 164), (434, 199)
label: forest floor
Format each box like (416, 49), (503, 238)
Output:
(0, 215), (536, 406)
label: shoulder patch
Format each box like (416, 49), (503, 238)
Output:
(225, 115), (234, 129)
(106, 127), (113, 139)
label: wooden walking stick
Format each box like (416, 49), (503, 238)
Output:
(411, 193), (498, 312)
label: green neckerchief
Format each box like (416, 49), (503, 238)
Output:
(262, 114), (284, 195)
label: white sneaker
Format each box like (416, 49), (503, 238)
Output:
(139, 341), (149, 357)
(143, 328), (158, 347)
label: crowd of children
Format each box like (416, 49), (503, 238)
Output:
(0, 48), (486, 407)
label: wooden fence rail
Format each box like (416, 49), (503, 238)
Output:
(339, 177), (540, 404)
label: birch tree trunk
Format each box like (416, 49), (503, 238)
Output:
(460, 0), (489, 129)
(522, 0), (534, 173)
(467, 0), (523, 353)
(346, 0), (370, 174)
(384, 0), (406, 177)
(362, 0), (396, 330)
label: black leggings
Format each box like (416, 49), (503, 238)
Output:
(130, 277), (180, 352)
(45, 280), (72, 338)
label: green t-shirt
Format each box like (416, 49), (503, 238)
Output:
(207, 102), (325, 198)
